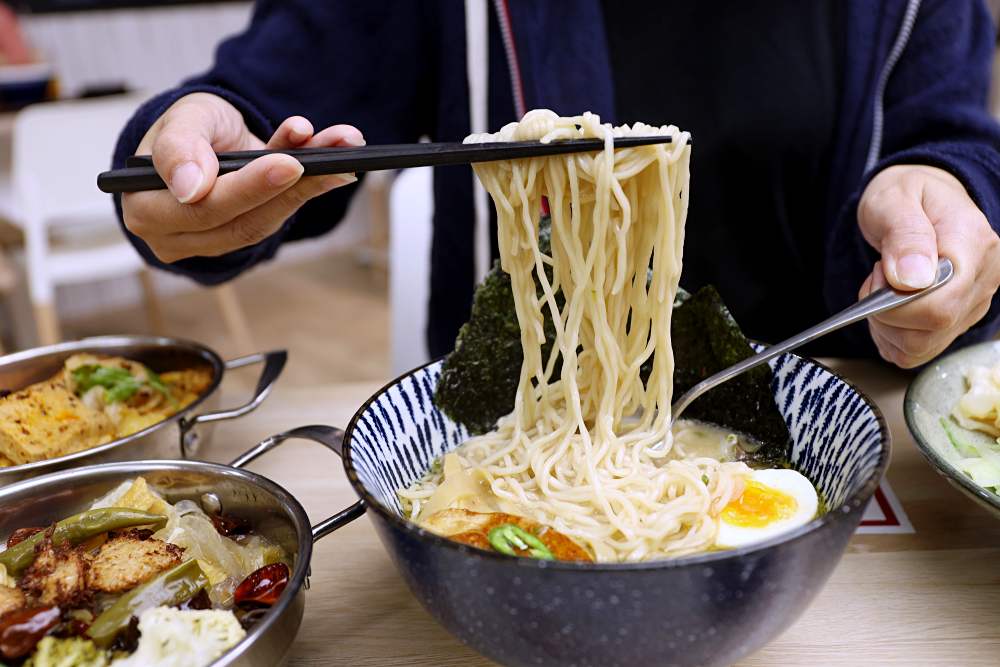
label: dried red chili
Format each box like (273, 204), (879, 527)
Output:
(6, 527), (43, 548)
(0, 605), (61, 660)
(209, 513), (251, 537)
(234, 563), (289, 607)
(179, 588), (212, 611)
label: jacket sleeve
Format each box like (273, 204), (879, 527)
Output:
(826, 0), (1000, 353)
(112, 0), (438, 285)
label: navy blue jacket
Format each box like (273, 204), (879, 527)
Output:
(114, 0), (1000, 359)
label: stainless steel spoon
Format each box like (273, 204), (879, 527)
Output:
(669, 257), (955, 428)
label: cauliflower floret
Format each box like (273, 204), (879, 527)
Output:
(110, 607), (245, 667)
(0, 563), (16, 588)
(24, 636), (109, 667)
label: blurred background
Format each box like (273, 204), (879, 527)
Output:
(0, 0), (998, 391)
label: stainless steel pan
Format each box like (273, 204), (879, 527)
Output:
(0, 425), (359, 667)
(0, 335), (286, 485)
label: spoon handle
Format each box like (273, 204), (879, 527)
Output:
(669, 257), (955, 426)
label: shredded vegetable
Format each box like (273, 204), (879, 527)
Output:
(940, 417), (1000, 493)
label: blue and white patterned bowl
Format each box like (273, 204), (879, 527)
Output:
(336, 352), (889, 667)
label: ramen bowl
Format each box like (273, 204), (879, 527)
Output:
(325, 353), (889, 667)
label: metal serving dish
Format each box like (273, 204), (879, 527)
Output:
(0, 335), (286, 486)
(0, 425), (359, 667)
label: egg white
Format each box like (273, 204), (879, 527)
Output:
(715, 468), (819, 549)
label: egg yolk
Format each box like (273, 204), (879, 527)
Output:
(720, 480), (798, 527)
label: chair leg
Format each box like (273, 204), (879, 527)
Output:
(0, 248), (16, 293)
(213, 283), (254, 356)
(365, 171), (391, 289)
(33, 302), (60, 346)
(138, 269), (166, 335)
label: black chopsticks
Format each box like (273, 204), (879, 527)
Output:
(97, 136), (677, 194)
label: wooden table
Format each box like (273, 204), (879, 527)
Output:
(205, 360), (1000, 666)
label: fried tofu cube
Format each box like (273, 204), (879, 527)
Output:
(0, 585), (25, 616)
(0, 380), (114, 465)
(19, 543), (89, 606)
(160, 367), (213, 403)
(87, 531), (183, 593)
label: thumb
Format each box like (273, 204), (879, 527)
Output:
(150, 95), (244, 204)
(859, 191), (938, 291)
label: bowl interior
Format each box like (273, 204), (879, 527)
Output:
(0, 336), (222, 392)
(0, 463), (301, 556)
(904, 340), (1000, 514)
(347, 352), (887, 528)
(0, 337), (226, 477)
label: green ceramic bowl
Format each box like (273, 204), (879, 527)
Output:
(904, 340), (1000, 516)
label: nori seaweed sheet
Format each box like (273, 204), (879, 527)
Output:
(433, 221), (790, 463)
(668, 285), (790, 465)
(433, 219), (559, 435)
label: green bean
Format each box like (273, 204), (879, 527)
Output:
(487, 524), (555, 560)
(87, 559), (207, 648)
(0, 508), (167, 576)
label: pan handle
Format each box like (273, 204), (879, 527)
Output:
(229, 425), (366, 542)
(180, 350), (287, 457)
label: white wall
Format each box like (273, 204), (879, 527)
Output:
(21, 2), (254, 98)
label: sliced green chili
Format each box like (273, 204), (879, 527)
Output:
(701, 474), (710, 485)
(87, 559), (207, 648)
(487, 524), (554, 560)
(0, 508), (167, 575)
(71, 364), (170, 404)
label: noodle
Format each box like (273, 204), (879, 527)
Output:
(401, 110), (752, 562)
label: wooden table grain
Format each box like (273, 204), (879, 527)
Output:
(205, 360), (1000, 667)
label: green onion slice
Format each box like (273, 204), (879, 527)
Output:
(487, 523), (555, 560)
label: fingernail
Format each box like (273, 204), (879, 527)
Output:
(266, 160), (304, 187)
(170, 162), (203, 203)
(345, 135), (366, 147)
(289, 118), (311, 139)
(336, 173), (358, 185)
(896, 254), (935, 289)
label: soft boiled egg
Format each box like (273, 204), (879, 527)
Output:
(715, 469), (819, 549)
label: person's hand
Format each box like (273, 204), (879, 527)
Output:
(121, 92), (363, 263)
(857, 164), (1000, 368)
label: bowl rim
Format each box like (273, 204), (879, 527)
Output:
(0, 458), (314, 667)
(342, 352), (892, 571)
(903, 340), (1000, 513)
(0, 335), (225, 477)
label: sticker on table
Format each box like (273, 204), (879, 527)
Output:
(856, 481), (914, 534)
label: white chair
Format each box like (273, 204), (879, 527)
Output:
(389, 167), (434, 374)
(10, 94), (252, 349)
